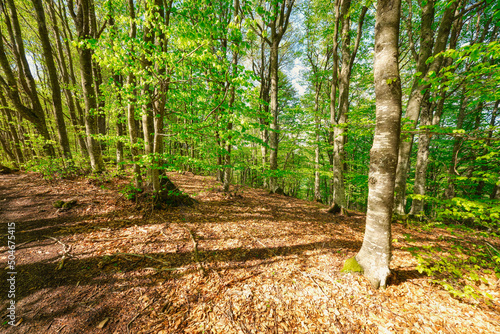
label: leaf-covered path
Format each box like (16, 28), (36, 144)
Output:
(1, 172), (499, 333)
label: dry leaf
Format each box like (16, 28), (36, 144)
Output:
(96, 317), (109, 329)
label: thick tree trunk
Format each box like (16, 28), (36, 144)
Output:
(355, 0), (402, 289)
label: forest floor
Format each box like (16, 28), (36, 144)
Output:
(0, 171), (499, 334)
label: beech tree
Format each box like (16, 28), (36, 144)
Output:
(248, 0), (295, 193)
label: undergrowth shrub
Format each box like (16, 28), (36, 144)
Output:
(438, 197), (500, 232)
(404, 221), (500, 303)
(24, 157), (86, 180)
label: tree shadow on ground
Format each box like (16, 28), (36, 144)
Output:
(1, 237), (362, 303)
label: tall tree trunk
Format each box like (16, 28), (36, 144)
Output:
(58, 0), (88, 150)
(47, 0), (88, 156)
(151, 0), (173, 193)
(0, 90), (24, 165)
(125, 0), (142, 189)
(32, 0), (72, 160)
(330, 2), (367, 211)
(0, 0), (55, 156)
(410, 14), (463, 214)
(329, 0), (341, 202)
(445, 91), (468, 199)
(68, 0), (105, 172)
(354, 0), (402, 289)
(409, 98), (433, 215)
(259, 38), (270, 188)
(89, 0), (106, 153)
(268, 37), (280, 192)
(263, 0), (294, 193)
(223, 0), (241, 192)
(331, 0), (351, 210)
(314, 85), (321, 202)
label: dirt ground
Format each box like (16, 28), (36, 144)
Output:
(1, 171), (499, 333)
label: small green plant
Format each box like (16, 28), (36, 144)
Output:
(120, 184), (142, 200)
(24, 157), (80, 180)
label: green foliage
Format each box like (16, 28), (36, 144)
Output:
(23, 157), (81, 181)
(120, 184), (142, 200)
(438, 198), (500, 231)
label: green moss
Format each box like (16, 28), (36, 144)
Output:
(341, 257), (364, 273)
(53, 200), (64, 208)
(62, 200), (77, 210)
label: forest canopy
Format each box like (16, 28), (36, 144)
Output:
(0, 0), (499, 225)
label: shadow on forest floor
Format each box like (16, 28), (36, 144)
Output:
(0, 172), (499, 333)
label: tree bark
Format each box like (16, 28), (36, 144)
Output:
(124, 0), (142, 189)
(355, 0), (402, 289)
(223, 0), (241, 192)
(409, 98), (433, 215)
(265, 0), (294, 193)
(68, 0), (105, 172)
(410, 13), (464, 214)
(47, 0), (88, 156)
(0, 90), (24, 165)
(314, 87), (321, 202)
(258, 38), (270, 188)
(0, 0), (55, 156)
(445, 92), (468, 199)
(329, 0), (341, 201)
(330, 2), (367, 211)
(268, 37), (280, 192)
(393, 0), (459, 214)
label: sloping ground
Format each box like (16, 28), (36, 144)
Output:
(0, 171), (499, 333)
